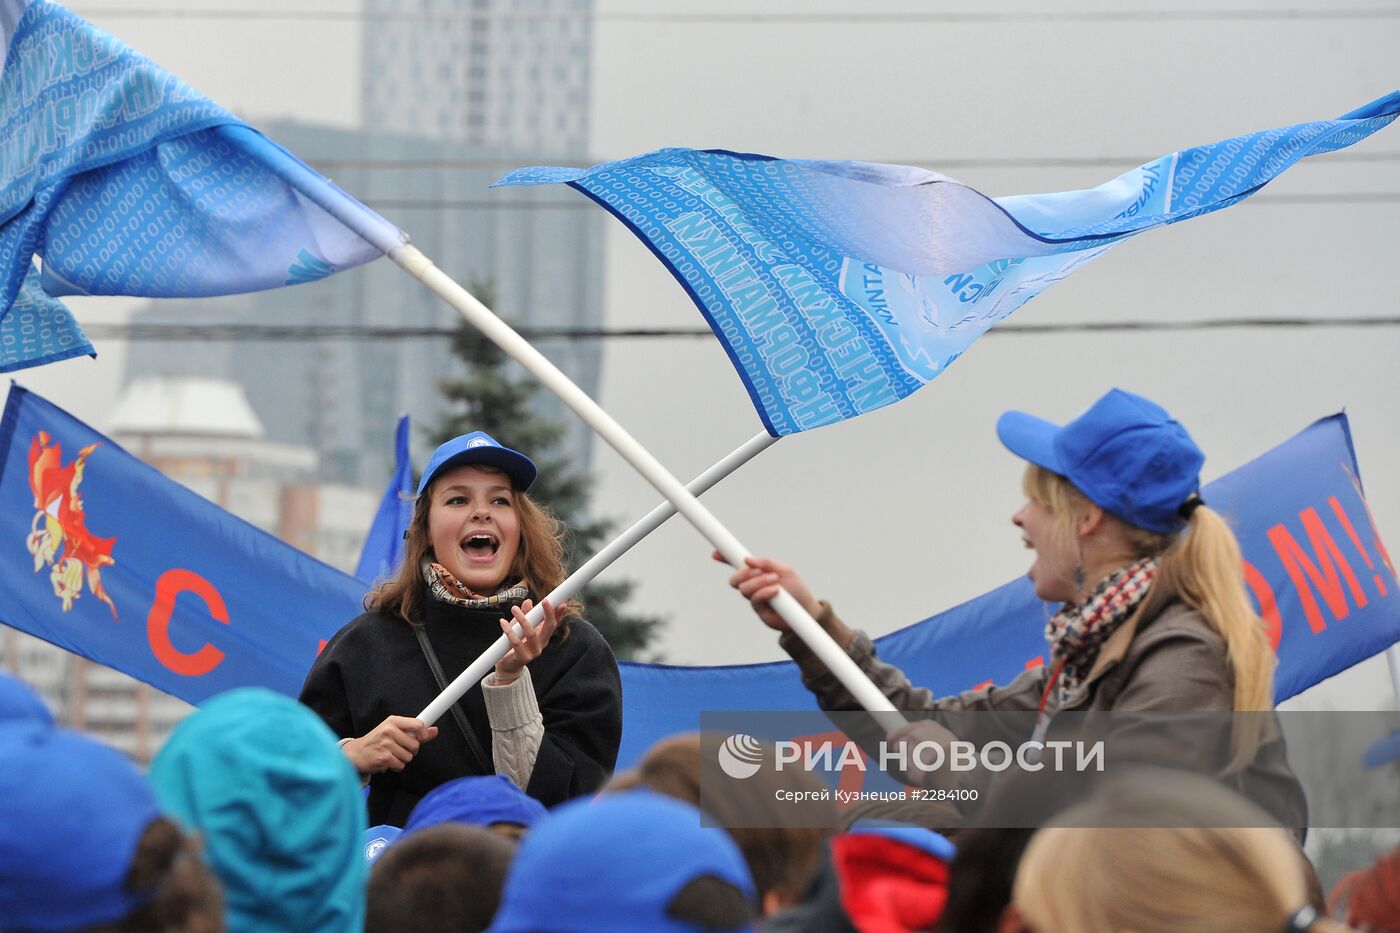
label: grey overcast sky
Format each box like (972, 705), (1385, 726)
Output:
(30, 0), (1400, 709)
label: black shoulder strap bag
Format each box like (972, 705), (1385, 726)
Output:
(414, 625), (493, 775)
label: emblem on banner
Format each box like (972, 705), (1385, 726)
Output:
(24, 431), (118, 619)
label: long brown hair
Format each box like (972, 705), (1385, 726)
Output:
(365, 464), (580, 627)
(1024, 465), (1276, 772)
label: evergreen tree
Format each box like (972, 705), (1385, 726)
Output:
(434, 287), (665, 660)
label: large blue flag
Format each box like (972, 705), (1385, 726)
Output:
(0, 382), (364, 701)
(355, 414), (413, 585)
(0, 0), (403, 372)
(496, 93), (1399, 437)
(0, 387), (1394, 766)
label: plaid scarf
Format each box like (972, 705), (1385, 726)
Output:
(421, 558), (530, 612)
(1046, 557), (1157, 705)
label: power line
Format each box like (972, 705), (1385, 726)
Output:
(360, 191), (1400, 210)
(307, 151), (1400, 172)
(81, 316), (1400, 343)
(73, 6), (1400, 23)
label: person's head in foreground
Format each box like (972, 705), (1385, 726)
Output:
(149, 688), (366, 933)
(404, 774), (548, 842)
(370, 430), (578, 627)
(1000, 387), (1276, 768)
(0, 671), (54, 727)
(488, 790), (757, 933)
(0, 725), (223, 933)
(1010, 771), (1343, 933)
(366, 823), (517, 933)
(608, 732), (832, 917)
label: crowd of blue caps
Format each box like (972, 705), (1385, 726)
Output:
(0, 670), (765, 933)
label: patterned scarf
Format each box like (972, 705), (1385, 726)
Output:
(421, 558), (530, 611)
(1045, 557), (1157, 705)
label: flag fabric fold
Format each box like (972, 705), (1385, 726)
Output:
(0, 0), (403, 372)
(496, 92), (1399, 436)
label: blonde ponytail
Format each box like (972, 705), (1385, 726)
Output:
(1149, 505), (1277, 772)
(1026, 466), (1277, 772)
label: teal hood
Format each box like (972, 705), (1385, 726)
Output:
(151, 688), (367, 932)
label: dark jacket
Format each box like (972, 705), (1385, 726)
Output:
(781, 598), (1308, 834)
(300, 593), (622, 826)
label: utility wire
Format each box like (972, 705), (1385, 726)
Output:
(306, 151), (1400, 172)
(82, 316), (1400, 342)
(72, 7), (1400, 23)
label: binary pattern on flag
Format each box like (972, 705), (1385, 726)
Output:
(497, 92), (1399, 436)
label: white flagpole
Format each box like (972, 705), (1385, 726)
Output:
(1387, 646), (1400, 713)
(390, 244), (902, 724)
(418, 430), (777, 726)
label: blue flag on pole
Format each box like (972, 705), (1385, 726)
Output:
(0, 382), (364, 702)
(0, 0), (404, 372)
(496, 93), (1400, 437)
(355, 414), (413, 585)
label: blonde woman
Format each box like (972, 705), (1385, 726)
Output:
(726, 389), (1304, 828)
(302, 431), (622, 826)
(1010, 772), (1339, 933)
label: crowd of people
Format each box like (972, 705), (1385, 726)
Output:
(3, 391), (1400, 931)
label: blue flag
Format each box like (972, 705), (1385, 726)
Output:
(355, 414), (413, 585)
(0, 0), (403, 372)
(0, 387), (1394, 767)
(496, 93), (1399, 437)
(0, 382), (363, 702)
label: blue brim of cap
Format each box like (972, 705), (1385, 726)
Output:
(996, 410), (1063, 474)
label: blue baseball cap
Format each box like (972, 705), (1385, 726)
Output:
(488, 791), (756, 933)
(404, 774), (548, 835)
(0, 671), (53, 727)
(0, 725), (165, 931)
(997, 388), (1204, 534)
(417, 431), (537, 496)
(363, 825), (403, 863)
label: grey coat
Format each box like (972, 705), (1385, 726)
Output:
(779, 598), (1308, 834)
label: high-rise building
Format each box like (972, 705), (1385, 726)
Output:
(124, 0), (601, 489)
(362, 0), (592, 155)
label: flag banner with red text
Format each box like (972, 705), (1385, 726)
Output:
(0, 386), (1393, 768)
(0, 383), (364, 702)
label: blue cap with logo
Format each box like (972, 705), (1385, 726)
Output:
(417, 431), (537, 496)
(0, 725), (165, 931)
(362, 825), (403, 863)
(997, 388), (1205, 534)
(404, 774), (548, 835)
(487, 791), (756, 933)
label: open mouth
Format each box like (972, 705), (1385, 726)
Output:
(462, 532), (500, 560)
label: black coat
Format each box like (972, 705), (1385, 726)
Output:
(299, 593), (623, 826)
